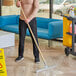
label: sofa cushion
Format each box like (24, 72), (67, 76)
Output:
(26, 27), (50, 39)
(1, 24), (19, 34)
(37, 28), (50, 39)
(37, 28), (48, 34)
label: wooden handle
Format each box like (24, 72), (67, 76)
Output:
(20, 6), (47, 66)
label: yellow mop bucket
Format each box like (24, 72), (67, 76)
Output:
(63, 17), (72, 47)
(0, 49), (7, 76)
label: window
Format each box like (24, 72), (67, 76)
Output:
(73, 0), (76, 3)
(54, 0), (64, 5)
(66, 0), (76, 3)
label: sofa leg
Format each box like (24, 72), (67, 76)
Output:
(48, 40), (53, 47)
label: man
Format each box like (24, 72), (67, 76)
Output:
(15, 0), (40, 63)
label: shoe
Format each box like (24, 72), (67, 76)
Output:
(35, 58), (40, 64)
(15, 56), (24, 62)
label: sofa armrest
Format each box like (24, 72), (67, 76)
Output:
(0, 15), (17, 28)
(48, 21), (63, 39)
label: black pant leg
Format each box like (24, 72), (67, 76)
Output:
(18, 18), (27, 57)
(29, 18), (39, 59)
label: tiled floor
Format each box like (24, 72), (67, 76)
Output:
(4, 36), (76, 76)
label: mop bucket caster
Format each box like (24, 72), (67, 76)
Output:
(65, 47), (76, 56)
(65, 47), (70, 56)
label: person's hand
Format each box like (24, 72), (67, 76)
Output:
(25, 18), (30, 24)
(16, 0), (21, 7)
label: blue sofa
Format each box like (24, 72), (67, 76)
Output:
(0, 15), (63, 46)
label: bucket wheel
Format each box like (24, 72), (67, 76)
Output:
(65, 47), (70, 56)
